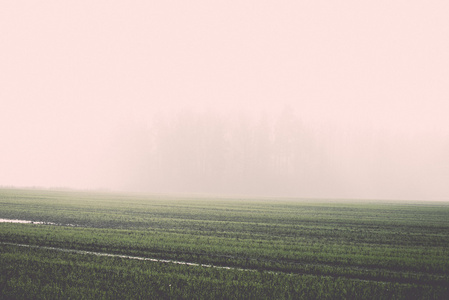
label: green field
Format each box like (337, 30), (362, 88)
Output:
(1, 188), (448, 299)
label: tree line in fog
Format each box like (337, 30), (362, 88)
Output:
(113, 109), (449, 200)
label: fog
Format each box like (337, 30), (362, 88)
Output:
(1, 1), (448, 200)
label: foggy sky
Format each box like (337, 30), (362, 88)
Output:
(1, 1), (448, 200)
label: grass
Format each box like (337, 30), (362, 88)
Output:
(1, 188), (448, 299)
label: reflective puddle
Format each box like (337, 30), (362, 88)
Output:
(0, 218), (56, 225)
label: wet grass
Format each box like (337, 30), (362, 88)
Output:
(1, 188), (448, 299)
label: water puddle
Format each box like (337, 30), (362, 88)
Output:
(0, 218), (56, 225)
(0, 218), (77, 226)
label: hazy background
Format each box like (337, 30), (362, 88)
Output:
(1, 1), (448, 200)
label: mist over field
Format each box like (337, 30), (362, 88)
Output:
(1, 1), (448, 200)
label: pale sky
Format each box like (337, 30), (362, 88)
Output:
(1, 1), (448, 200)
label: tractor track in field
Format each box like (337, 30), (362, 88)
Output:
(1, 218), (447, 286)
(4, 241), (447, 287)
(1, 242), (240, 270)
